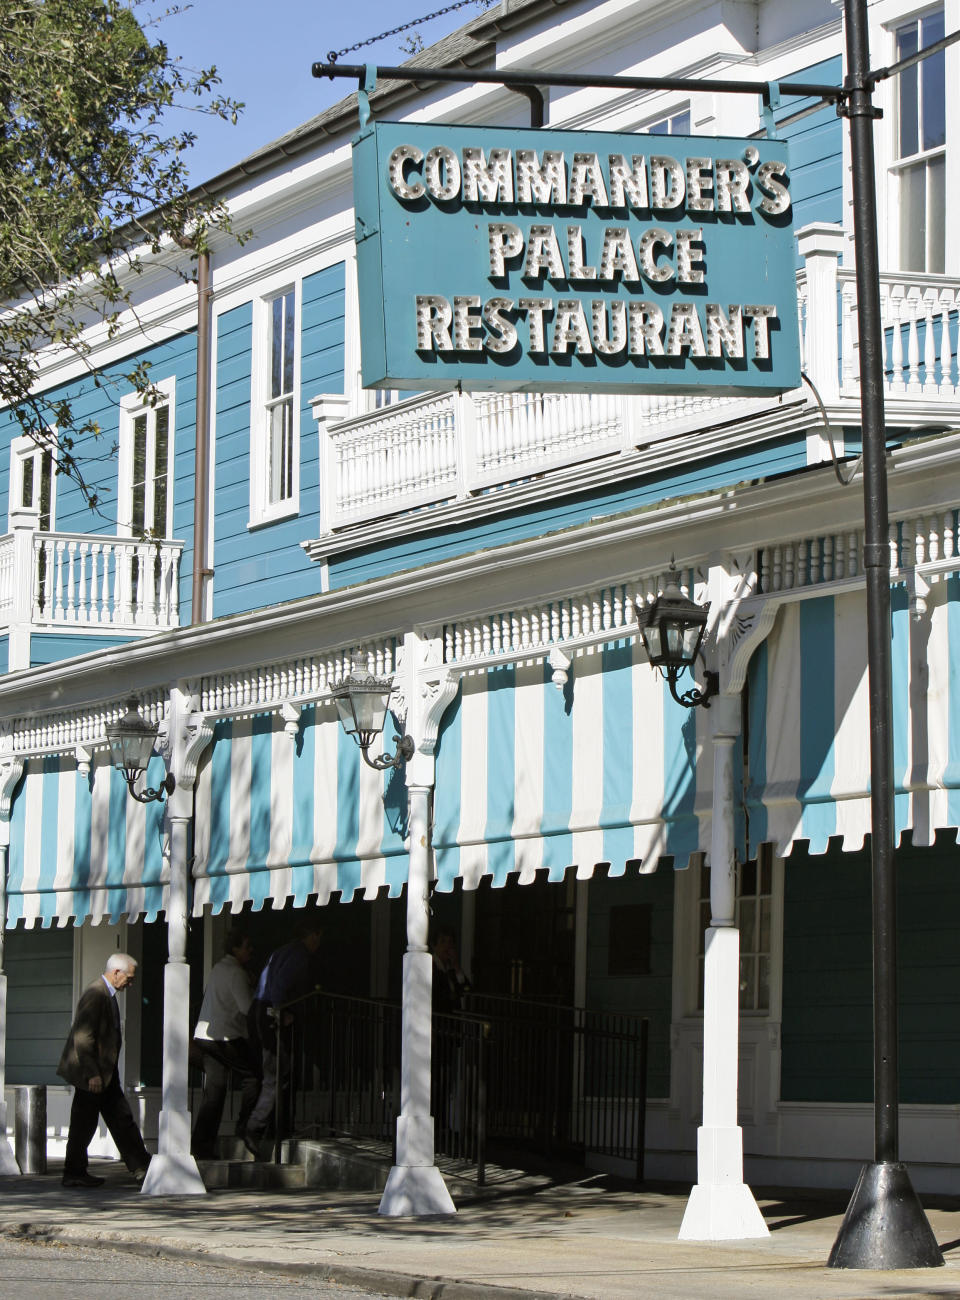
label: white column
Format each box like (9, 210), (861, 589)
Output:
(0, 804), (22, 1173)
(8, 507), (39, 671)
(796, 223), (845, 400)
(679, 694), (768, 1240)
(380, 631), (458, 1217)
(142, 686), (205, 1196)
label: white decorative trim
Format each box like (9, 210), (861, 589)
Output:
(548, 646), (571, 691)
(280, 701), (301, 742)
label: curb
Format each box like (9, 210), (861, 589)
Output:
(2, 1221), (566, 1300)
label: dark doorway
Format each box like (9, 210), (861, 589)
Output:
(473, 872), (576, 1004)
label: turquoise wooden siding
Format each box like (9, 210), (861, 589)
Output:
(773, 56), (844, 250)
(0, 330), (198, 659)
(30, 633), (135, 667)
(329, 432), (810, 589)
(586, 869), (675, 1099)
(5, 925), (74, 1085)
(0, 637), (7, 675)
(781, 839), (960, 1104)
(212, 263), (345, 619)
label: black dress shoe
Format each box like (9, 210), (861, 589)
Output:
(62, 1172), (105, 1188)
(242, 1132), (263, 1159)
(131, 1167), (150, 1182)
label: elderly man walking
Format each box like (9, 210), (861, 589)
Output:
(57, 952), (152, 1188)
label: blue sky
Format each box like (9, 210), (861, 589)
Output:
(155, 0), (494, 185)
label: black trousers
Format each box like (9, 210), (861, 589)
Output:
(191, 1038), (260, 1157)
(64, 1072), (151, 1177)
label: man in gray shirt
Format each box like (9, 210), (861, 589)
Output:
(191, 927), (259, 1160)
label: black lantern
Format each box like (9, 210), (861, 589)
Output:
(331, 660), (414, 770)
(635, 575), (718, 709)
(106, 697), (176, 803)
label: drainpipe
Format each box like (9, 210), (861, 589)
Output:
(191, 251), (213, 625)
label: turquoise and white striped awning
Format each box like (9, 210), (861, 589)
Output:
(746, 575), (960, 855)
(6, 753), (168, 927)
(432, 639), (706, 889)
(191, 704), (409, 914)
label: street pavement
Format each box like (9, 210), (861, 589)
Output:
(2, 1157), (960, 1299)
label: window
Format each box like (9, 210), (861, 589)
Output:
(695, 846), (773, 1013)
(120, 388), (172, 539)
(9, 434), (55, 531)
(892, 9), (945, 272)
(646, 108), (691, 136)
(252, 286), (299, 524)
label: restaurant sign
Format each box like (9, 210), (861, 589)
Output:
(352, 121), (800, 395)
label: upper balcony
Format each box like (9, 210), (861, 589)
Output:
(310, 224), (960, 559)
(0, 509), (183, 670)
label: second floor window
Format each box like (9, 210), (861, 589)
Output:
(646, 107), (691, 136)
(121, 396), (171, 539)
(893, 9), (945, 272)
(252, 286), (298, 524)
(10, 434), (55, 532)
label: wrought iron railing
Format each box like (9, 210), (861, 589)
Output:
(268, 988), (648, 1183)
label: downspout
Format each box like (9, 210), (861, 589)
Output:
(192, 251), (213, 624)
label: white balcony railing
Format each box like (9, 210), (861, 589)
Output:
(318, 224), (960, 536)
(0, 519), (183, 666)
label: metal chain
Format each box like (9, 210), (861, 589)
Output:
(327, 0), (489, 63)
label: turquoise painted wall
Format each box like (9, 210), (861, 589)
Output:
(329, 432), (810, 589)
(30, 633), (134, 667)
(212, 263), (345, 619)
(5, 924), (74, 1085)
(781, 838), (960, 1103)
(586, 868), (675, 1099)
(774, 56), (844, 249)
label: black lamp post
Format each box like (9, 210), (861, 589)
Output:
(106, 697), (175, 804)
(332, 661), (414, 770)
(635, 575), (718, 709)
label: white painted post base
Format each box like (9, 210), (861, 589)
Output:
(378, 945), (455, 1217)
(0, 974), (19, 1173)
(680, 922), (768, 1241)
(141, 957), (204, 1196)
(380, 1163), (457, 1217)
(141, 1106), (205, 1196)
(678, 1127), (769, 1239)
(0, 1105), (19, 1175)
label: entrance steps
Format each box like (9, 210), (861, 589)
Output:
(196, 1135), (394, 1191)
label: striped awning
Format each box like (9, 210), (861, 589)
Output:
(432, 639), (706, 890)
(191, 704), (409, 914)
(746, 574), (960, 855)
(6, 753), (168, 927)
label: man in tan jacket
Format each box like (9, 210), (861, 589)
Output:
(57, 952), (151, 1188)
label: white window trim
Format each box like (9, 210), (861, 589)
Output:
(249, 282), (301, 529)
(9, 431), (57, 532)
(118, 378), (176, 539)
(875, 1), (954, 274)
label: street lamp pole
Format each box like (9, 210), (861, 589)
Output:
(826, 0), (942, 1269)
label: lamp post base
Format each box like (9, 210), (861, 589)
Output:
(828, 1162), (944, 1269)
(378, 1163), (456, 1217)
(679, 1180), (769, 1240)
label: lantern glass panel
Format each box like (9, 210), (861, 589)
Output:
(334, 694), (357, 733)
(350, 684), (390, 736)
(682, 623), (705, 660)
(642, 623), (662, 661)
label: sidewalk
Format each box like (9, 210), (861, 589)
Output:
(2, 1157), (960, 1299)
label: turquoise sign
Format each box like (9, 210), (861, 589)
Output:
(352, 121), (800, 395)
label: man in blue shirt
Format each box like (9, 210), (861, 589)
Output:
(243, 917), (323, 1156)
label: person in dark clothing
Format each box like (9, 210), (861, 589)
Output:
(191, 926), (259, 1159)
(432, 928), (471, 1013)
(57, 953), (152, 1188)
(243, 916), (323, 1156)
